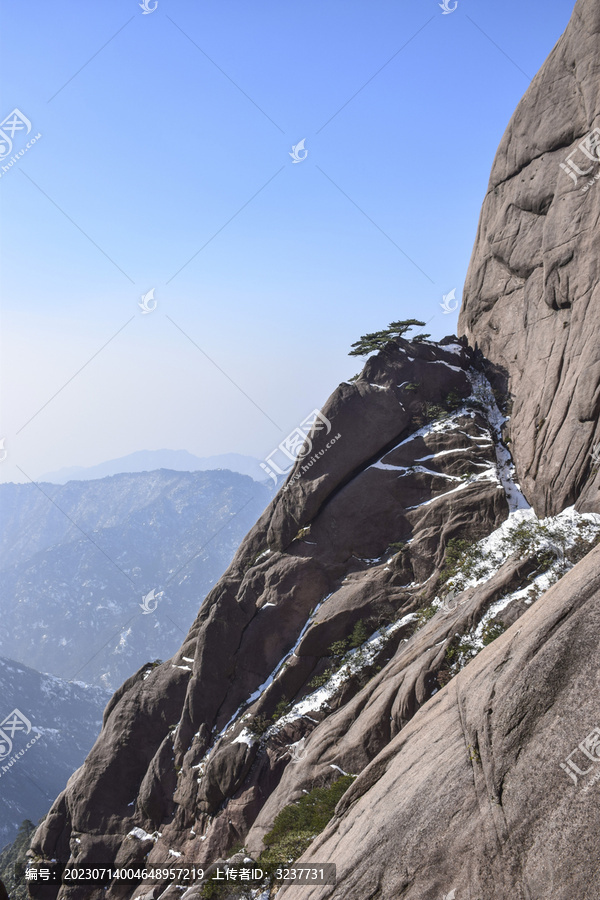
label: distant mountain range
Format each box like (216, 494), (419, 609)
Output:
(0, 469), (271, 689)
(40, 450), (268, 484)
(0, 656), (110, 850)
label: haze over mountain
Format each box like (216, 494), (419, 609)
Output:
(40, 450), (268, 485)
(0, 656), (110, 851)
(0, 470), (271, 689)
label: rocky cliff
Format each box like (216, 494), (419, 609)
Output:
(27, 1), (600, 898)
(458, 0), (600, 517)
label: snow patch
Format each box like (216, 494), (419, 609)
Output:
(276, 613), (417, 725)
(128, 827), (159, 842)
(232, 728), (256, 748)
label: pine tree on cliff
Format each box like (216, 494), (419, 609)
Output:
(348, 319), (429, 356)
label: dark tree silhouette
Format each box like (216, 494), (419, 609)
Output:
(349, 319), (429, 357)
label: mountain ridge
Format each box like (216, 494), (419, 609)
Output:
(0, 469), (271, 688)
(39, 450), (269, 485)
(0, 656), (110, 852)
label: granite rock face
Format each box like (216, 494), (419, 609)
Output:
(282, 543), (600, 900)
(29, 338), (531, 898)
(458, 0), (600, 516)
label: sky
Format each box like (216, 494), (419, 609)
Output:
(0, 0), (576, 484)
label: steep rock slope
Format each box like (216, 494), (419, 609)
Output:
(28, 334), (600, 899)
(0, 658), (110, 850)
(458, 0), (600, 516)
(0, 470), (270, 688)
(284, 541), (600, 900)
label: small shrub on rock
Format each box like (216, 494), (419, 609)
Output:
(259, 776), (356, 873)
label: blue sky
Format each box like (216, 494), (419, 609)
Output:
(0, 0), (575, 482)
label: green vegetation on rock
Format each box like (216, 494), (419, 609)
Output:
(200, 777), (356, 898)
(260, 775), (356, 872)
(348, 320), (428, 357)
(0, 820), (36, 900)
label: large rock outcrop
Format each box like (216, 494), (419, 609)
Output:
(459, 0), (600, 516)
(29, 339), (532, 897)
(284, 541), (600, 900)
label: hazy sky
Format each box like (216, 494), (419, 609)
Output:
(0, 0), (575, 483)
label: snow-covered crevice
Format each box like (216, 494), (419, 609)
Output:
(405, 469), (503, 512)
(466, 369), (530, 513)
(238, 596), (329, 710)
(371, 368), (527, 519)
(370, 462), (462, 482)
(128, 827), (161, 842)
(272, 613), (417, 729)
(384, 408), (485, 455)
(437, 506), (600, 600)
(194, 597), (335, 777)
(432, 507), (600, 666)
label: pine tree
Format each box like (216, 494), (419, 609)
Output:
(348, 319), (428, 357)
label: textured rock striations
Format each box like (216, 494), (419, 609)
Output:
(30, 339), (525, 897)
(458, 0), (600, 516)
(283, 543), (600, 900)
(28, 1), (600, 898)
